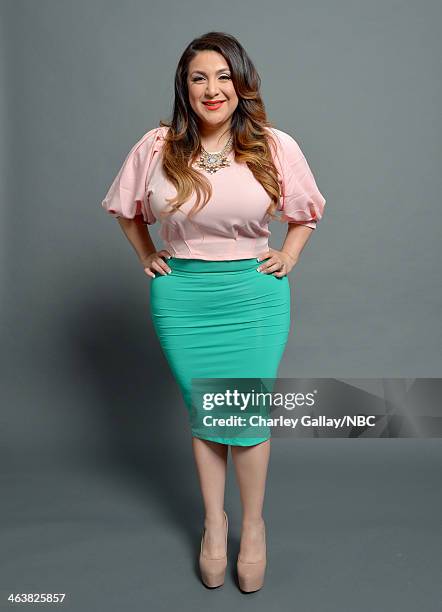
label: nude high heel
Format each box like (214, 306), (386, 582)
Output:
(237, 521), (267, 593)
(199, 510), (228, 588)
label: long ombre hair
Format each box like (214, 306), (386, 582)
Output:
(157, 31), (283, 223)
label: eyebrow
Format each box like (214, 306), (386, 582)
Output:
(190, 68), (231, 76)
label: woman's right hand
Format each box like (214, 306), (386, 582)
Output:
(140, 250), (173, 278)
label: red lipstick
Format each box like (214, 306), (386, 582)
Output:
(202, 100), (225, 111)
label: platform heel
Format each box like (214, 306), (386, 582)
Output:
(237, 522), (266, 593)
(199, 510), (228, 588)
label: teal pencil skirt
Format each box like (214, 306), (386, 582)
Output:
(150, 257), (291, 446)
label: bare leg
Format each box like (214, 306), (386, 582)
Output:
(231, 439), (270, 561)
(192, 437), (229, 557)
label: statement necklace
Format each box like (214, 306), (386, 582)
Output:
(196, 135), (233, 174)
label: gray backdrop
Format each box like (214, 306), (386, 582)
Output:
(1, 1), (441, 610)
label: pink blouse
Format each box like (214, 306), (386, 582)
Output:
(101, 125), (326, 261)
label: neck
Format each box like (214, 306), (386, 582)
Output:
(198, 120), (232, 152)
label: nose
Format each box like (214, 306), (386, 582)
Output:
(205, 77), (221, 97)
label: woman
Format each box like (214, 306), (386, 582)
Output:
(101, 31), (326, 593)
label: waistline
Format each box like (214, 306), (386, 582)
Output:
(167, 257), (261, 273)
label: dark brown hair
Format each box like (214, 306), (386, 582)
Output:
(158, 31), (283, 222)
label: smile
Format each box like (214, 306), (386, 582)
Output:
(202, 101), (225, 110)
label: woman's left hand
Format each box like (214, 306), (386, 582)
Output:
(256, 248), (298, 277)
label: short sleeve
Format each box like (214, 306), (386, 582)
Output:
(271, 128), (326, 229)
(101, 127), (163, 225)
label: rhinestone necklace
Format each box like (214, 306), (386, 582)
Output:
(195, 135), (233, 174)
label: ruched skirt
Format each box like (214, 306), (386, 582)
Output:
(150, 257), (291, 446)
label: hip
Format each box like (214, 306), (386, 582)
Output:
(150, 257), (290, 306)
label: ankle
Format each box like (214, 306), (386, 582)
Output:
(204, 511), (226, 528)
(241, 517), (265, 530)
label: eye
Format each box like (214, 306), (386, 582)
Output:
(191, 74), (231, 82)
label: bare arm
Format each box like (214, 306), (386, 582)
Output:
(116, 215), (172, 277)
(257, 223), (315, 277)
(117, 215), (156, 261)
(280, 223), (314, 263)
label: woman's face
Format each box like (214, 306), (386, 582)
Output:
(187, 50), (238, 130)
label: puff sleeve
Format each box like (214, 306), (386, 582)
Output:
(273, 129), (326, 229)
(101, 127), (161, 225)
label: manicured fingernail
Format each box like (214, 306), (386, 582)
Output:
(257, 267), (261, 272)
(256, 257), (260, 262)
